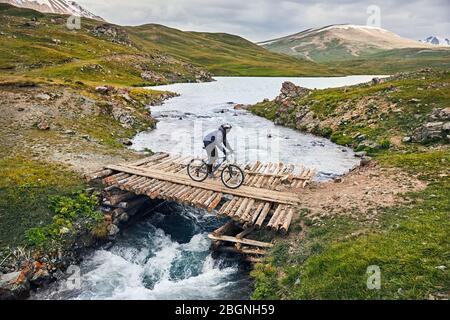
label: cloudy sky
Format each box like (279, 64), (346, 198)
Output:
(77, 0), (449, 42)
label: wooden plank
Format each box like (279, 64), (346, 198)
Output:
(218, 198), (237, 216)
(106, 164), (300, 205)
(184, 188), (204, 205)
(193, 190), (209, 206)
(207, 193), (223, 212)
(229, 198), (244, 217)
(240, 199), (256, 223)
(281, 208), (295, 235)
(236, 226), (255, 239)
(233, 198), (250, 220)
(214, 246), (267, 256)
(208, 234), (274, 248)
(272, 206), (287, 231)
(212, 221), (236, 236)
(108, 172), (129, 181)
(267, 205), (284, 230)
(135, 179), (157, 194)
(107, 192), (136, 206)
(255, 203), (272, 229)
(129, 153), (169, 167)
(89, 169), (114, 181)
(250, 202), (265, 225)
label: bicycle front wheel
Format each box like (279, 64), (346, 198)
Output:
(221, 165), (245, 189)
(187, 159), (209, 182)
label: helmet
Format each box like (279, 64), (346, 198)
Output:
(221, 123), (232, 132)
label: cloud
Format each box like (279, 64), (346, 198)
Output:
(77, 0), (450, 41)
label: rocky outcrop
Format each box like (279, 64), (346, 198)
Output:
(294, 105), (320, 132)
(194, 70), (213, 83)
(271, 82), (317, 130)
(412, 108), (450, 143)
(91, 24), (131, 46)
(141, 71), (166, 83)
(111, 106), (137, 129)
(275, 81), (310, 103)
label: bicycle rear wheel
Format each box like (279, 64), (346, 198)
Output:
(187, 159), (208, 182)
(221, 164), (245, 189)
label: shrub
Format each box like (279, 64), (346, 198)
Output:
(25, 191), (103, 248)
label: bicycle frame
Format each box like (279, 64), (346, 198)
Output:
(210, 155), (234, 173)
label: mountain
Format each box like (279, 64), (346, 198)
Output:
(0, 0), (104, 20)
(126, 24), (338, 76)
(421, 36), (450, 47)
(0, 3), (213, 87)
(259, 24), (432, 63)
(0, 2), (337, 89)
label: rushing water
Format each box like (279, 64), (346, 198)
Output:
(133, 76), (379, 179)
(33, 76), (380, 300)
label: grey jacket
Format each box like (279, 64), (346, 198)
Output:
(203, 128), (233, 154)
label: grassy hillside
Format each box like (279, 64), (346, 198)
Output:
(0, 3), (337, 81)
(250, 69), (450, 299)
(127, 24), (338, 76)
(0, 3), (212, 87)
(331, 48), (450, 74)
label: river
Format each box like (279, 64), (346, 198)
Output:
(33, 75), (379, 300)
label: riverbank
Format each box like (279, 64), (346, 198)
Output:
(1, 70), (448, 300)
(249, 69), (449, 299)
(0, 78), (179, 299)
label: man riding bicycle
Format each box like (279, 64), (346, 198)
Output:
(203, 124), (234, 177)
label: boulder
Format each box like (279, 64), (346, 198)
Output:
(111, 107), (136, 129)
(141, 71), (165, 83)
(402, 136), (412, 143)
(413, 122), (445, 143)
(107, 224), (120, 237)
(234, 104), (249, 110)
(120, 139), (133, 146)
(429, 107), (450, 122)
(0, 271), (30, 300)
(195, 70), (213, 83)
(355, 151), (367, 158)
(37, 120), (50, 131)
(36, 93), (51, 100)
(443, 122), (450, 131)
(95, 86), (110, 94)
(371, 77), (385, 85)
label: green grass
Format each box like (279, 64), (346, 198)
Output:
(0, 156), (86, 247)
(333, 48), (450, 74)
(126, 24), (338, 77)
(250, 69), (450, 300)
(252, 178), (450, 300)
(378, 151), (450, 180)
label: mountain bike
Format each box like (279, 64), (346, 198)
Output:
(187, 155), (245, 189)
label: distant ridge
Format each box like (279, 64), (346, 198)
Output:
(259, 24), (433, 62)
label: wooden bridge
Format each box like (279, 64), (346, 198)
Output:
(91, 153), (316, 261)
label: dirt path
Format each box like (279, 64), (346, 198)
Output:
(297, 162), (427, 222)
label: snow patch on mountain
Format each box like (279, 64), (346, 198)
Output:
(421, 36), (450, 47)
(0, 0), (104, 21)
